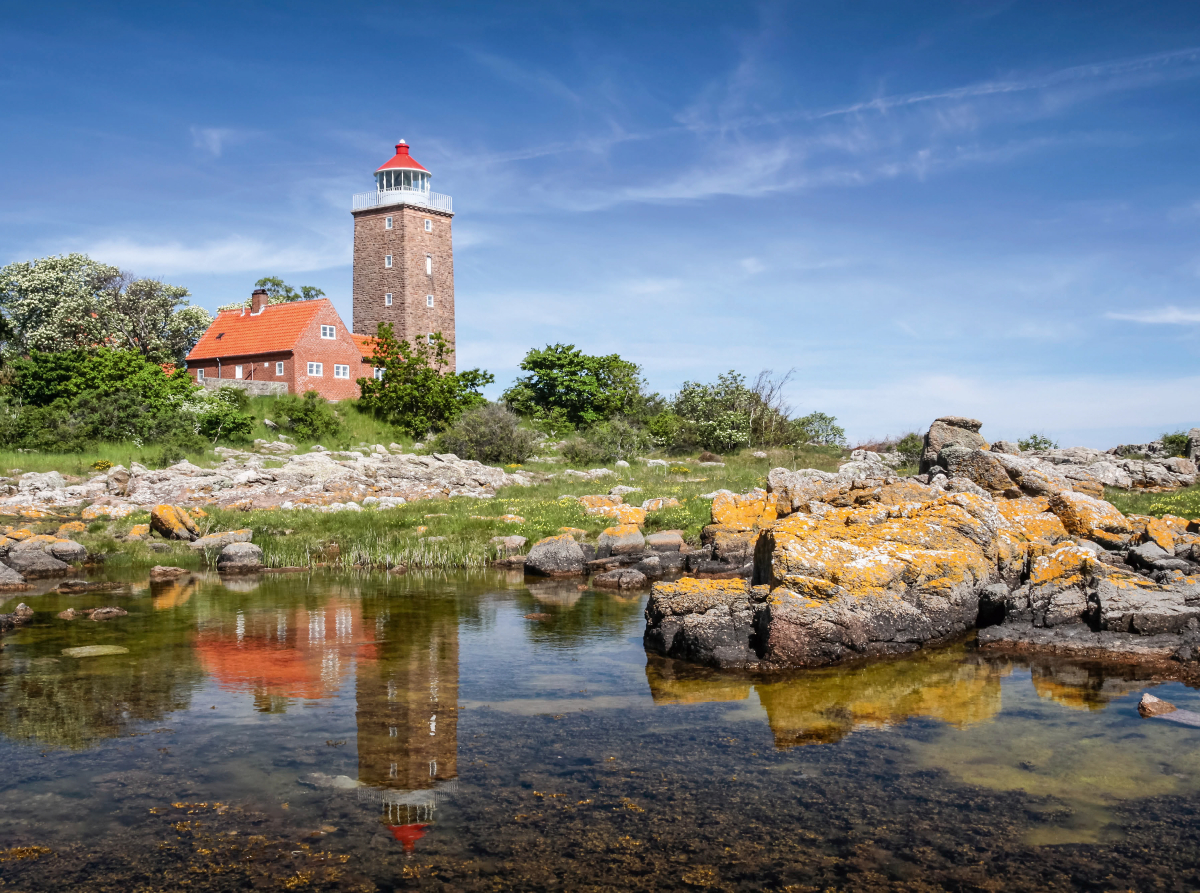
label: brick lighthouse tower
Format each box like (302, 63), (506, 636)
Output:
(352, 140), (456, 370)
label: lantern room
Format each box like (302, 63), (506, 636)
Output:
(375, 139), (430, 193)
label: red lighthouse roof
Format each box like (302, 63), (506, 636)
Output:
(376, 140), (430, 174)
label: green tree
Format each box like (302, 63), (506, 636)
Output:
(673, 371), (754, 453)
(503, 343), (646, 428)
(358, 324), (493, 437)
(217, 277), (326, 312)
(0, 254), (210, 361)
(793, 411), (846, 447)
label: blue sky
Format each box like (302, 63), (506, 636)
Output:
(3, 1), (1199, 447)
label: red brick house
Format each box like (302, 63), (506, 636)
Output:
(186, 290), (377, 400)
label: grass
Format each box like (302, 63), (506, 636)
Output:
(1106, 484), (1200, 521)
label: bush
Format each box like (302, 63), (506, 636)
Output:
(503, 343), (647, 428)
(196, 387), (255, 443)
(561, 419), (652, 465)
(273, 391), (342, 441)
(895, 432), (923, 465)
(1161, 431), (1190, 458)
(1018, 433), (1058, 451)
(433, 404), (539, 465)
(793, 411), (846, 447)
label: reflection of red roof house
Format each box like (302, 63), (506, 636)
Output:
(186, 290), (378, 400)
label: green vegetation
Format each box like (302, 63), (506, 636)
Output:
(217, 276), (326, 311)
(358, 324), (492, 437)
(562, 418), (653, 464)
(271, 390), (343, 441)
(1161, 431), (1190, 458)
(1106, 484), (1200, 521)
(433, 403), (539, 465)
(1018, 433), (1058, 451)
(503, 343), (649, 429)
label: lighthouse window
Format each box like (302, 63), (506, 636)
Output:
(425, 255), (432, 275)
(384, 255), (392, 268)
(426, 294), (434, 307)
(384, 216), (393, 229)
(385, 293), (393, 306)
(424, 219), (432, 232)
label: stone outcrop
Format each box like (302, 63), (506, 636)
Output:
(189, 528), (253, 551)
(151, 504), (199, 541)
(920, 417), (987, 473)
(216, 542), (263, 573)
(524, 534), (586, 577)
(644, 415), (1200, 672)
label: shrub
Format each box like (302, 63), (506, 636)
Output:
(503, 343), (647, 428)
(196, 387), (255, 443)
(698, 451), (722, 463)
(1018, 433), (1058, 451)
(561, 419), (652, 465)
(793, 411), (847, 447)
(358, 324), (492, 437)
(895, 432), (923, 465)
(274, 391), (343, 441)
(1161, 431), (1190, 458)
(433, 404), (538, 465)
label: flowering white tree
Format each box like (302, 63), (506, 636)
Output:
(0, 254), (211, 363)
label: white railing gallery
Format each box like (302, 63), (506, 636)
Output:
(352, 188), (453, 213)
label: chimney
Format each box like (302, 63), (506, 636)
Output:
(251, 288), (268, 314)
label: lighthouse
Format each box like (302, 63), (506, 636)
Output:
(351, 140), (456, 369)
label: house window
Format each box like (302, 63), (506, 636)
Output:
(385, 216), (393, 229)
(334, 364), (349, 379)
(321, 325), (335, 339)
(384, 254), (393, 268)
(196, 369), (204, 381)
(276, 361), (284, 376)
(308, 362), (323, 376)
(426, 294), (434, 307)
(234, 365), (243, 379)
(373, 367), (384, 380)
(424, 219), (432, 232)
(425, 255), (432, 275)
(385, 293), (393, 306)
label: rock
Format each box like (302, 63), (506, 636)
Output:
(149, 565), (191, 582)
(0, 602), (34, 631)
(592, 568), (648, 590)
(752, 451), (768, 459)
(57, 580), (122, 593)
(646, 531), (686, 552)
(18, 471), (65, 493)
(89, 606), (128, 621)
(57, 608), (78, 620)
(990, 440), (1021, 455)
(598, 524), (645, 557)
(921, 417), (987, 473)
(1047, 490), (1131, 539)
(489, 535), (527, 556)
(0, 562), (27, 588)
(645, 459), (668, 468)
(47, 539), (87, 563)
(615, 460), (630, 468)
(216, 542), (263, 573)
(61, 644), (129, 657)
(1138, 693), (1177, 717)
(151, 504), (199, 541)
(609, 486), (641, 497)
(524, 534), (586, 577)
(189, 529), (254, 552)
(5, 548), (70, 577)
(644, 579), (765, 668)
(642, 497), (681, 512)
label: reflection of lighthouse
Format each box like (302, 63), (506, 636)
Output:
(354, 602), (459, 839)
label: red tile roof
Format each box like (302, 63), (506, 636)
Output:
(351, 333), (377, 359)
(376, 141), (429, 174)
(187, 300), (326, 360)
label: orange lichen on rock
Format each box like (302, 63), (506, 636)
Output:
(1047, 490), (1131, 538)
(579, 494), (623, 511)
(1130, 515), (1175, 552)
(1069, 481), (1105, 499)
(82, 504), (134, 520)
(591, 504), (647, 526)
(558, 527), (587, 540)
(3, 528), (33, 541)
(150, 504), (199, 541)
(1028, 543), (1094, 589)
(128, 523), (151, 537)
(643, 497), (681, 512)
(875, 480), (942, 506)
(711, 491), (777, 531)
(57, 521), (87, 535)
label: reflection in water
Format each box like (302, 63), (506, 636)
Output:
(647, 642), (1006, 747)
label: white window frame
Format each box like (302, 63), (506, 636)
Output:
(373, 367), (384, 380)
(384, 254), (393, 268)
(427, 332), (435, 344)
(196, 368), (204, 381)
(320, 324), (336, 339)
(424, 219), (432, 232)
(425, 255), (432, 275)
(333, 364), (349, 379)
(234, 365), (243, 380)
(385, 293), (393, 306)
(308, 362), (323, 376)
(275, 361), (284, 376)
(385, 216), (393, 229)
(426, 294), (434, 307)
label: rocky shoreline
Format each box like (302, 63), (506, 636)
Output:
(643, 417), (1200, 673)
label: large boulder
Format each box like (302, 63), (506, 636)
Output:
(0, 562), (27, 589)
(593, 568), (648, 590)
(18, 471), (65, 493)
(644, 579), (766, 668)
(6, 548), (70, 577)
(598, 524), (644, 557)
(524, 534), (586, 577)
(920, 417), (987, 473)
(151, 504), (199, 541)
(216, 542), (263, 573)
(189, 529), (253, 552)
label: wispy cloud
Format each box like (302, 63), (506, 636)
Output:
(190, 126), (247, 158)
(82, 236), (347, 275)
(1106, 306), (1200, 324)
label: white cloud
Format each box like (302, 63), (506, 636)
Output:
(83, 236), (348, 275)
(190, 126), (245, 158)
(1106, 306), (1200, 324)
(740, 257), (765, 275)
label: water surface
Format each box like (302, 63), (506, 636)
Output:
(1, 569), (1198, 891)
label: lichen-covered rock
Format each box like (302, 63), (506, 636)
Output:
(524, 534), (586, 577)
(644, 579), (766, 668)
(641, 497), (681, 512)
(592, 568), (648, 590)
(921, 417), (987, 473)
(598, 524), (645, 556)
(151, 504), (199, 541)
(216, 542), (263, 573)
(189, 528), (253, 552)
(1047, 490), (1131, 538)
(149, 565), (190, 582)
(18, 471), (65, 493)
(57, 521), (86, 536)
(646, 531), (685, 552)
